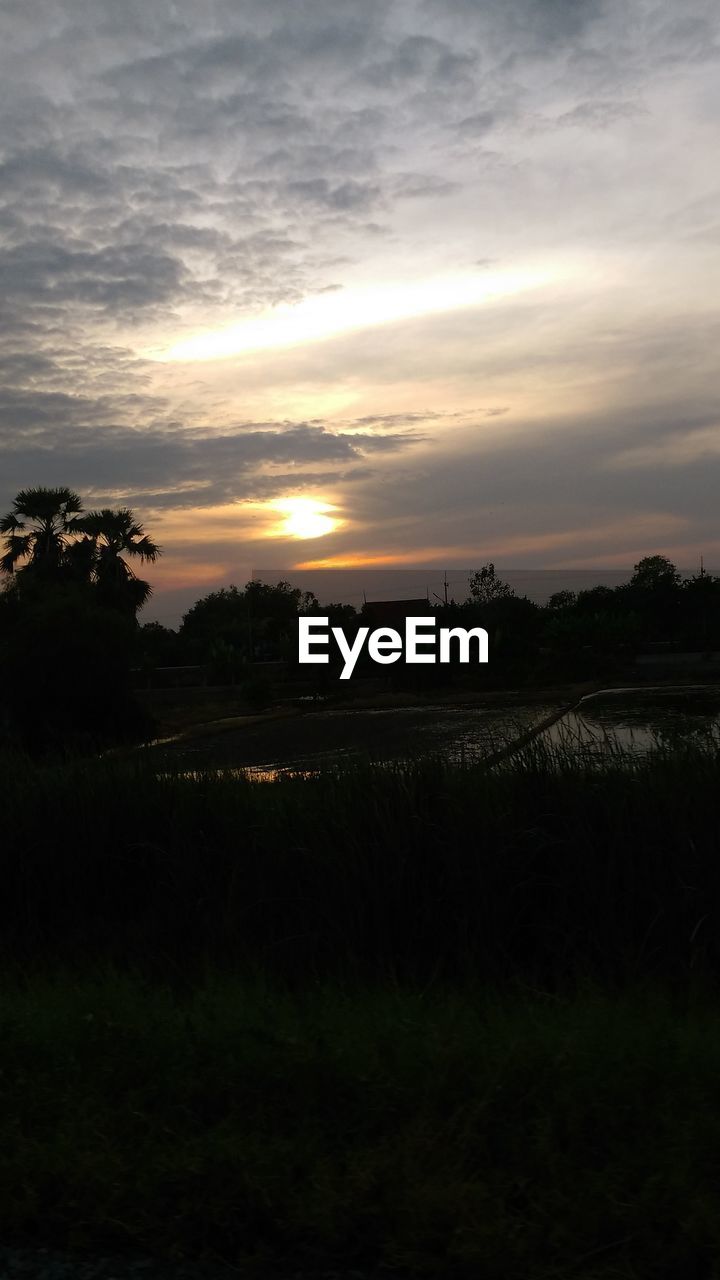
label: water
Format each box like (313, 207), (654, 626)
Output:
(541, 685), (720, 760)
(145, 684), (720, 780)
(149, 699), (558, 778)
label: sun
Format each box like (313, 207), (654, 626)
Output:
(273, 497), (339, 539)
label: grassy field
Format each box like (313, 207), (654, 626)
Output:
(3, 731), (720, 983)
(2, 973), (720, 1277)
(3, 735), (720, 1275)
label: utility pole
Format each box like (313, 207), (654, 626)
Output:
(433, 572), (450, 609)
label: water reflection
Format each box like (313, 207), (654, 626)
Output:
(542, 685), (720, 758)
(157, 766), (320, 783)
(150, 685), (720, 781)
(148, 702), (555, 778)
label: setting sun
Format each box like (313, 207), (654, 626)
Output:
(273, 498), (340, 539)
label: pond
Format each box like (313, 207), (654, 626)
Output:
(543, 685), (720, 759)
(145, 684), (720, 779)
(148, 699), (558, 779)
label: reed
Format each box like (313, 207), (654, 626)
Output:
(3, 730), (720, 985)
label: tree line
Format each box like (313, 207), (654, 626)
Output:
(139, 554), (720, 688)
(3, 483), (720, 750)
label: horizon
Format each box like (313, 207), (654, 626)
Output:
(145, 562), (718, 630)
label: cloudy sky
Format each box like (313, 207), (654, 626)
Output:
(1, 0), (718, 623)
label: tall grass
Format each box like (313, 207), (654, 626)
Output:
(2, 972), (720, 1276)
(3, 731), (720, 985)
(5, 736), (720, 1275)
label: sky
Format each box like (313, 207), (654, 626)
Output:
(1, 0), (718, 625)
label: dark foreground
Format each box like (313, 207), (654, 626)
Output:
(0, 1245), (385, 1280)
(3, 736), (720, 1277)
(3, 975), (720, 1278)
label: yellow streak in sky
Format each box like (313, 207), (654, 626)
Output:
(150, 266), (556, 363)
(296, 550), (453, 569)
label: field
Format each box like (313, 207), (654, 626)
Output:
(3, 734), (720, 1276)
(3, 975), (720, 1278)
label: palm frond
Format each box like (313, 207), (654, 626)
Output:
(13, 487), (83, 523)
(0, 514), (25, 535)
(131, 536), (161, 562)
(1, 534), (33, 573)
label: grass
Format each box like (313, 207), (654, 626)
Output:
(1, 971), (720, 1277)
(2, 729), (720, 984)
(4, 734), (720, 1274)
(4, 972), (717, 1274)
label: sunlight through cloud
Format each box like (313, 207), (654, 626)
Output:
(150, 266), (558, 363)
(272, 497), (340, 539)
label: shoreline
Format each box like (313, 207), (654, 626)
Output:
(137, 677), (720, 749)
(139, 681), (601, 746)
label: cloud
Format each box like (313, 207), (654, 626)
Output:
(605, 424), (720, 471)
(0, 406), (425, 510)
(554, 100), (646, 128)
(0, 238), (188, 310)
(421, 0), (606, 52)
(0, 0), (718, 623)
(452, 111), (499, 138)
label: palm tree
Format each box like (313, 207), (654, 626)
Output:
(77, 507), (161, 613)
(0, 486), (84, 577)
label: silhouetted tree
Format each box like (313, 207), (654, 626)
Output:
(304, 598), (358, 627)
(678, 571), (720, 650)
(547, 589), (577, 610)
(0, 581), (150, 752)
(0, 486), (83, 580)
(631, 555), (681, 590)
(574, 585), (618, 614)
(135, 622), (183, 671)
(181, 580), (319, 666)
(0, 489), (159, 750)
(467, 563), (514, 605)
(77, 507), (161, 613)
(625, 556), (682, 641)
